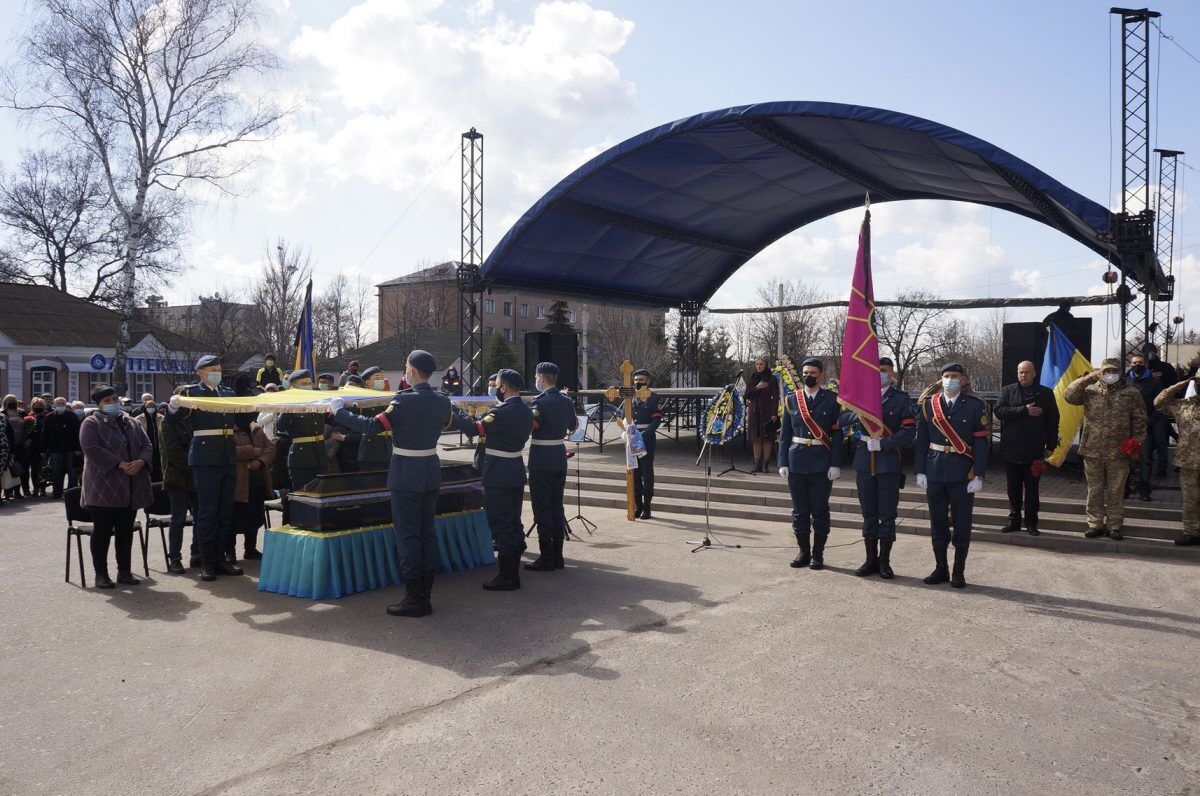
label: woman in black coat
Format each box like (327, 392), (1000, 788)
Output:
(745, 357), (780, 472)
(992, 361), (1060, 535)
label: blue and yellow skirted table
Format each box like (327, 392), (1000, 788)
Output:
(258, 510), (494, 599)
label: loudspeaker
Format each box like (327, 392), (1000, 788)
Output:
(1002, 318), (1092, 386)
(524, 332), (579, 392)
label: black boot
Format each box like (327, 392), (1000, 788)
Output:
(215, 558), (244, 576)
(167, 558), (186, 575)
(878, 540), (895, 580)
(924, 546), (950, 585)
(809, 534), (827, 570)
(790, 532), (811, 568)
(387, 576), (429, 617)
(94, 569), (115, 589)
(483, 553), (521, 591)
(950, 548), (968, 588)
(853, 539), (879, 576)
(553, 537), (565, 569)
(525, 538), (557, 571)
(642, 497), (653, 520)
(1003, 516), (1020, 533)
(116, 571), (140, 586)
(634, 494), (644, 518)
(199, 544), (219, 581)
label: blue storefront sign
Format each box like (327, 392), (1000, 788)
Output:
(89, 354), (190, 373)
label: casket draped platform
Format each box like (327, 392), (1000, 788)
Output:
(258, 464), (492, 599)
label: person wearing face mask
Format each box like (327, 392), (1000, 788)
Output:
(3, 393), (31, 499)
(837, 357), (916, 579)
(914, 363), (990, 588)
(166, 355), (243, 581)
(362, 366), (389, 393)
(79, 385), (154, 588)
(27, 397), (50, 497)
(778, 357), (843, 570)
(274, 369), (332, 491)
(486, 373), (499, 398)
(1064, 358), (1147, 540)
(256, 355), (283, 389)
(746, 357), (780, 473)
(317, 373), (339, 392)
(1126, 353), (1166, 497)
(993, 361), (1060, 536)
(1154, 376), (1200, 545)
(343, 366), (392, 472)
(441, 366), (462, 396)
(330, 350), (460, 617)
(524, 362), (579, 572)
(43, 396), (83, 498)
(132, 396), (164, 482)
(630, 369), (664, 519)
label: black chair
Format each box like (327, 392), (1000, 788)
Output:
(64, 486), (149, 587)
(264, 491), (284, 529)
(144, 482), (189, 568)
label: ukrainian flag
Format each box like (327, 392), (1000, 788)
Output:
(1039, 323), (1092, 466)
(292, 279), (317, 377)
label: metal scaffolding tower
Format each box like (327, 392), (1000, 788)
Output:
(458, 128), (485, 395)
(1155, 148), (1183, 360)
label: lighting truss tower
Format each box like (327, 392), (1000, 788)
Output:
(1110, 7), (1160, 358)
(676, 300), (703, 389)
(458, 128), (485, 395)
(1154, 148), (1183, 360)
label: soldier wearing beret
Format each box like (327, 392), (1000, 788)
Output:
(914, 363), (989, 588)
(456, 368), (535, 590)
(525, 362), (579, 572)
(274, 369), (332, 491)
(331, 350), (457, 617)
(166, 356), (243, 581)
(778, 357), (842, 570)
(317, 373), (338, 391)
(349, 366), (392, 472)
(630, 369), (663, 519)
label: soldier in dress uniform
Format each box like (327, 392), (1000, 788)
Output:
(525, 362), (579, 572)
(166, 355), (243, 581)
(330, 350), (456, 617)
(777, 357), (842, 570)
(630, 369), (663, 519)
(838, 357), (916, 579)
(318, 372), (339, 391)
(274, 369), (330, 491)
(914, 363), (989, 588)
(350, 367), (392, 472)
(457, 369), (534, 591)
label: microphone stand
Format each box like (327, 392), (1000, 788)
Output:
(686, 440), (741, 553)
(565, 442), (595, 538)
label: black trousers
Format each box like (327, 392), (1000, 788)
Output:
(1005, 461), (1040, 529)
(193, 465), (234, 563)
(89, 506), (136, 575)
(485, 486), (526, 556)
(390, 488), (439, 581)
(856, 471), (902, 542)
(927, 479), (973, 550)
(529, 468), (568, 541)
(633, 438), (656, 500)
(787, 471), (832, 539)
(166, 488), (198, 561)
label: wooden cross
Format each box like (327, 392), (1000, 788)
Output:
(605, 360), (651, 521)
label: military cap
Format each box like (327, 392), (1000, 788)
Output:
(488, 373), (499, 382)
(263, 354), (276, 361)
(941, 362), (966, 375)
(407, 349), (437, 373)
(318, 372), (336, 382)
(879, 357), (894, 368)
(290, 369), (313, 381)
(1100, 357), (1123, 370)
(345, 374), (365, 387)
(536, 362), (559, 376)
(91, 384), (117, 404)
(497, 368), (524, 390)
(195, 354), (221, 370)
(801, 357), (824, 371)
(361, 366), (382, 380)
(632, 369), (653, 380)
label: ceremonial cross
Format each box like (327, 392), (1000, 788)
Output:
(604, 360), (650, 521)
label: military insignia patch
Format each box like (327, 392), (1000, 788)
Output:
(385, 404), (394, 414)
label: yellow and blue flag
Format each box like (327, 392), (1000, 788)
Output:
(292, 279), (316, 377)
(1039, 323), (1092, 466)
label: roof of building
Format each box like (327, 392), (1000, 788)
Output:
(0, 282), (194, 350)
(376, 261), (461, 288)
(320, 329), (464, 373)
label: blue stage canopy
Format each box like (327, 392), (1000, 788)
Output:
(482, 101), (1117, 307)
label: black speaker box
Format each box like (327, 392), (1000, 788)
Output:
(524, 332), (579, 392)
(1001, 318), (1092, 386)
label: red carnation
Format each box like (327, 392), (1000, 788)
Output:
(1030, 459), (1046, 478)
(1119, 437), (1142, 459)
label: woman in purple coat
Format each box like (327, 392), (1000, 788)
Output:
(80, 385), (154, 588)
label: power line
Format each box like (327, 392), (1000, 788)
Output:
(1152, 18), (1200, 68)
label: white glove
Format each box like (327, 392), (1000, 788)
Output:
(778, 467), (789, 478)
(967, 477), (983, 494)
(167, 395), (180, 414)
(827, 467), (840, 481)
(866, 438), (881, 452)
(328, 397), (346, 413)
(916, 473), (928, 489)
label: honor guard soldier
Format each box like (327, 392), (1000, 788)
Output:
(166, 355), (243, 581)
(630, 369), (663, 518)
(318, 372), (338, 391)
(458, 368), (534, 591)
(351, 366), (392, 471)
(525, 362), (579, 572)
(915, 362), (989, 588)
(838, 357), (916, 579)
(330, 350), (456, 617)
(274, 369), (330, 490)
(777, 357), (842, 570)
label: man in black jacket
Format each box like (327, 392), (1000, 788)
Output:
(42, 397), (82, 498)
(993, 361), (1060, 535)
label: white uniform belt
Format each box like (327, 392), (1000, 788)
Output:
(792, 438), (824, 447)
(529, 439), (566, 447)
(486, 448), (524, 459)
(392, 446), (437, 457)
(193, 429), (232, 437)
(636, 424), (651, 430)
(927, 443), (965, 454)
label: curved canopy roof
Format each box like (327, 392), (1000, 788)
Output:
(481, 101), (1116, 307)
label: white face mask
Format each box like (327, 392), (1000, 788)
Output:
(203, 370), (222, 387)
(318, 383), (330, 391)
(880, 371), (891, 387)
(487, 386), (497, 397)
(73, 408), (85, 417)
(53, 405), (66, 414)
(371, 379), (385, 390)
(1102, 372), (1121, 385)
(942, 377), (960, 394)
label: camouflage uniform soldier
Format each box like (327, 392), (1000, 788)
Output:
(1064, 357), (1147, 540)
(1153, 379), (1200, 546)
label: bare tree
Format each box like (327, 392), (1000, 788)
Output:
(875, 289), (949, 389)
(592, 307), (671, 385)
(314, 273), (355, 361)
(250, 239), (313, 364)
(6, 0), (285, 395)
(748, 279), (828, 362)
(349, 274), (376, 351)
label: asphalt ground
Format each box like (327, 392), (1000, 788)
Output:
(1, 494), (1198, 795)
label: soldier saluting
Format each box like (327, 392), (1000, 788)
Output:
(914, 363), (989, 588)
(630, 369), (663, 519)
(330, 350), (455, 617)
(525, 362), (579, 572)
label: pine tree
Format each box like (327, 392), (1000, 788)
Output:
(487, 333), (522, 375)
(544, 300), (576, 333)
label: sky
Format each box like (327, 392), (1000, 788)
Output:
(0, 0), (1198, 361)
